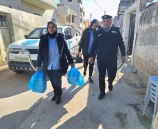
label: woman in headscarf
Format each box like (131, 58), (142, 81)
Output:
(36, 21), (74, 104)
(78, 19), (98, 83)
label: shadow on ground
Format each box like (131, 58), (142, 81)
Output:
(0, 70), (34, 98)
(1, 62), (153, 129)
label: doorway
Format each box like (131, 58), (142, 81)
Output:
(0, 14), (12, 48)
(127, 12), (136, 55)
(0, 13), (12, 64)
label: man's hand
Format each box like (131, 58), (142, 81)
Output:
(89, 57), (93, 64)
(70, 63), (75, 67)
(121, 56), (126, 63)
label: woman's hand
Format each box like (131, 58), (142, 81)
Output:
(36, 67), (40, 71)
(89, 57), (93, 64)
(121, 56), (126, 63)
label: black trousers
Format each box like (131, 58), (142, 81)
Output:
(97, 57), (117, 93)
(83, 54), (95, 77)
(46, 70), (62, 96)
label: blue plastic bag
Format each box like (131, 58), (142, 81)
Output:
(28, 70), (47, 93)
(67, 67), (84, 86)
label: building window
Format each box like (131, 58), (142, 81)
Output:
(80, 18), (83, 23)
(66, 16), (71, 22)
(80, 7), (83, 13)
(33, 13), (40, 16)
(0, 15), (7, 27)
(72, 16), (75, 23)
(68, 0), (72, 2)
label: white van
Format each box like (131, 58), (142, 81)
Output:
(7, 25), (80, 73)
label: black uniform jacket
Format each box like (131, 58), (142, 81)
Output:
(37, 33), (74, 75)
(90, 27), (125, 59)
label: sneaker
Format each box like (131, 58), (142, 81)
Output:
(108, 83), (113, 91)
(89, 77), (93, 83)
(51, 95), (56, 101)
(56, 96), (62, 104)
(98, 92), (105, 100)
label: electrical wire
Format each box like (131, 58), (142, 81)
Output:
(93, 0), (104, 11)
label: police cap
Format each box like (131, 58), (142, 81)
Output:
(101, 15), (112, 19)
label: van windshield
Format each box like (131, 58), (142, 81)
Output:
(27, 27), (62, 39)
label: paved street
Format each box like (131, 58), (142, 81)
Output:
(0, 61), (152, 129)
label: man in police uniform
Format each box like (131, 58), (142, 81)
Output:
(89, 14), (126, 100)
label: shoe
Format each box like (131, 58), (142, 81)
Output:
(56, 96), (62, 104)
(89, 77), (93, 83)
(98, 92), (105, 100)
(108, 83), (113, 91)
(51, 95), (56, 101)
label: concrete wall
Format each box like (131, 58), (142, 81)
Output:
(44, 10), (55, 21)
(21, 2), (45, 16)
(0, 5), (51, 64)
(0, 0), (21, 9)
(0, 0), (55, 21)
(22, 2), (56, 21)
(133, 4), (158, 78)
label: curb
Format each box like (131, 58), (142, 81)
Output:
(0, 65), (8, 72)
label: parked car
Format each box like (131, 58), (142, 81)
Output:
(7, 25), (81, 73)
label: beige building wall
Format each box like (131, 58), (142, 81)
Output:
(44, 10), (55, 21)
(0, 0), (56, 21)
(22, 1), (55, 21)
(0, 5), (50, 64)
(0, 0), (21, 9)
(21, 2), (44, 16)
